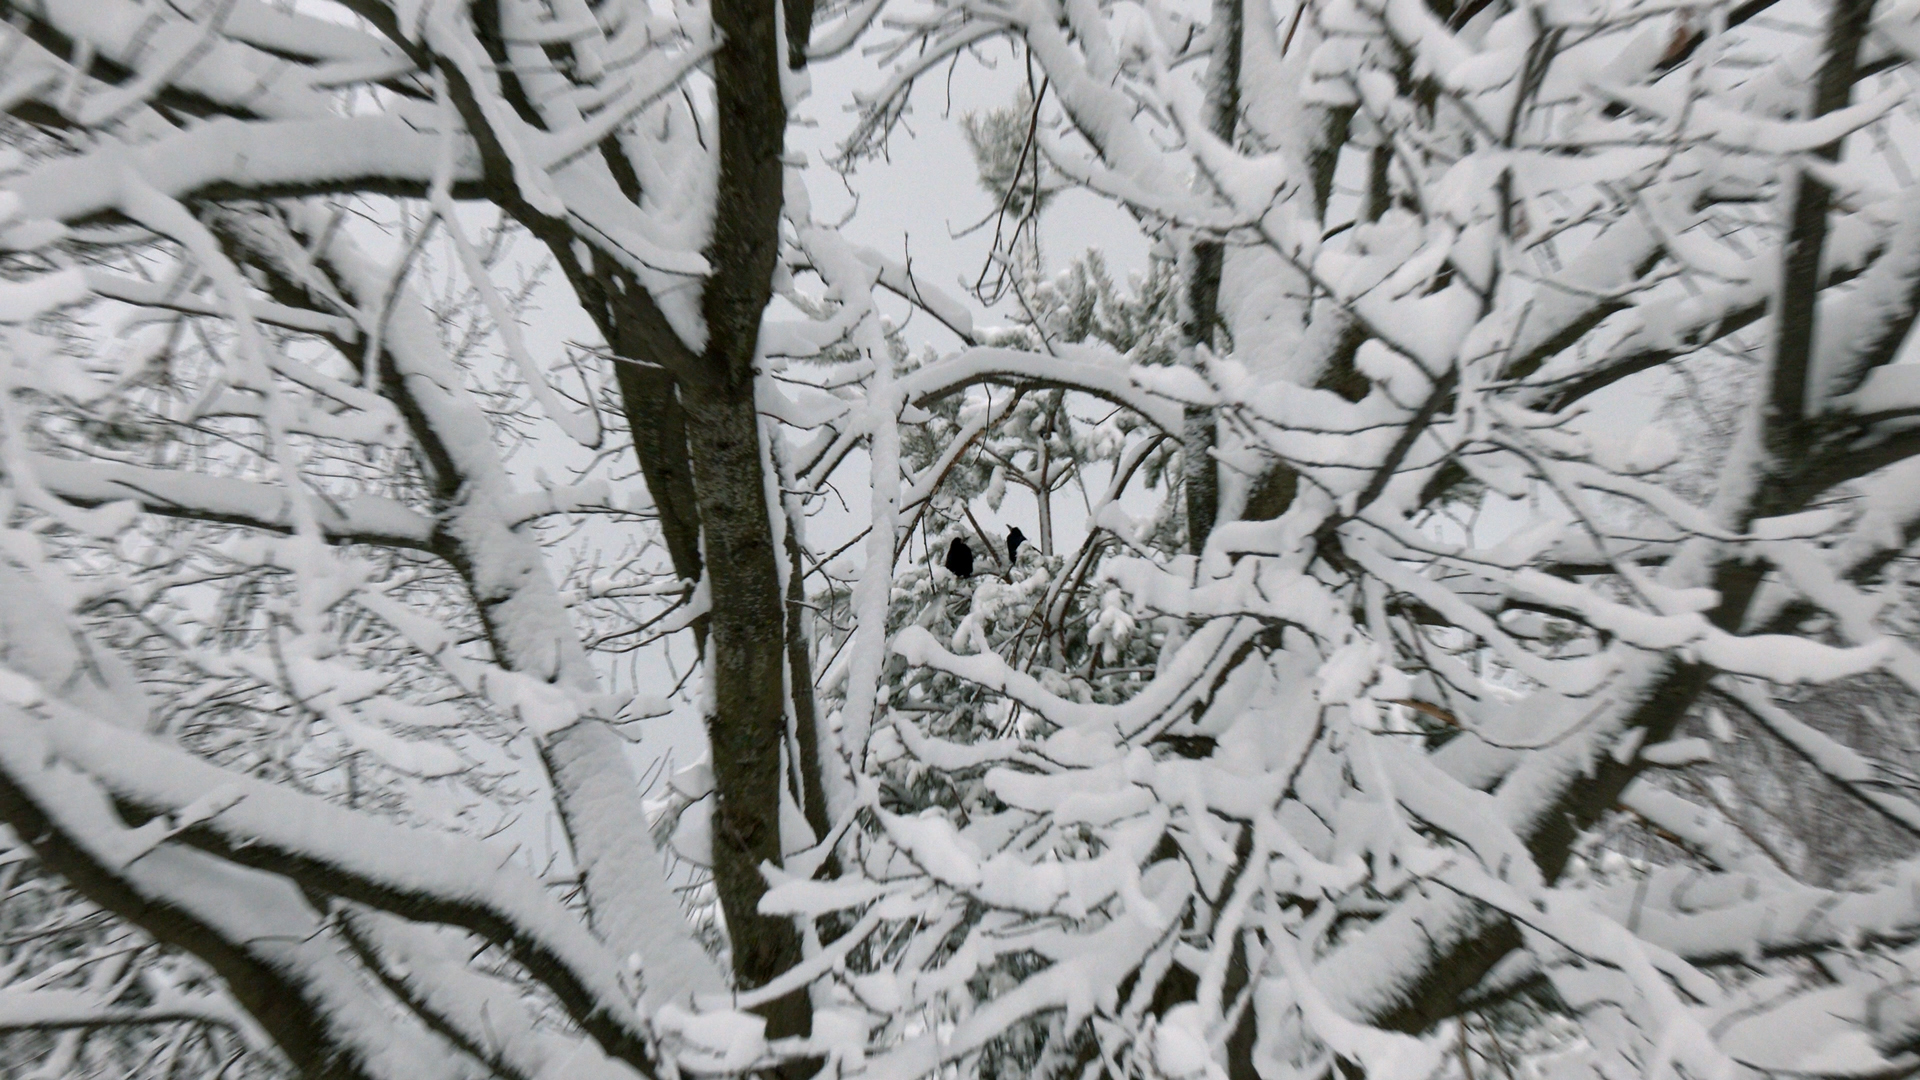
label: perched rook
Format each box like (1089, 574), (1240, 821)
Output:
(944, 537), (974, 578)
(1006, 527), (1027, 566)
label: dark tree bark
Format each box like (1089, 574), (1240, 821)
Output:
(786, 516), (833, 843)
(1768, 0), (1873, 430)
(616, 365), (706, 588)
(340, 0), (820, 1034)
(1182, 0), (1242, 554)
(681, 0), (815, 1039)
(681, 388), (809, 1038)
(501, 0), (822, 1026)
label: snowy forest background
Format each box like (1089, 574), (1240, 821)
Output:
(1, 0), (1920, 1078)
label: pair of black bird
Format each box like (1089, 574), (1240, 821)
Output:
(944, 528), (1026, 578)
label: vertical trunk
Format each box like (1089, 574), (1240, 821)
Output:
(257, 6), (813, 1023)
(1181, 293), (1222, 553)
(682, 387), (808, 1037)
(541, 0), (818, 1028)
(1769, 0), (1872, 432)
(1362, 144), (1393, 223)
(1170, 5), (1258, 1075)
(1182, 0), (1242, 554)
(694, 0), (811, 1038)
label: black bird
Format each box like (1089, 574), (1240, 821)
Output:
(1006, 527), (1027, 565)
(944, 537), (975, 578)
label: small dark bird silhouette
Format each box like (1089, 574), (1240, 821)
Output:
(1006, 527), (1028, 565)
(944, 537), (974, 578)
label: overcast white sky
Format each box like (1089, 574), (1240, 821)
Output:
(793, 37), (1150, 334)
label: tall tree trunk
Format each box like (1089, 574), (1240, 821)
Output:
(691, 0), (812, 1039)
(522, 0), (816, 1029)
(682, 386), (809, 1038)
(1182, 0), (1242, 554)
(529, 0), (821, 1027)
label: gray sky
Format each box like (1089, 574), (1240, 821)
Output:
(793, 36), (1150, 341)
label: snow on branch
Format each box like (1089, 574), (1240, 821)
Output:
(0, 711), (495, 1080)
(10, 0), (1920, 1075)
(5, 693), (661, 1072)
(11, 119), (478, 226)
(898, 345), (1187, 434)
(1715, 678), (1920, 836)
(27, 454), (436, 548)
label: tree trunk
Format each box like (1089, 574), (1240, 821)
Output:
(682, 0), (814, 1035)
(1182, 0), (1241, 554)
(682, 385), (810, 1037)
(515, 0), (820, 1033)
